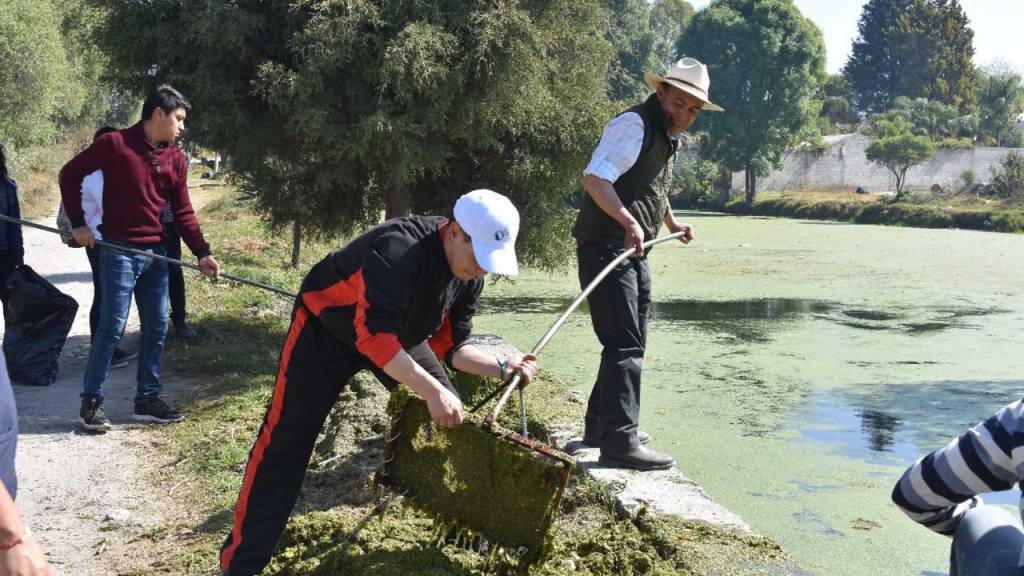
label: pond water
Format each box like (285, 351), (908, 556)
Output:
(471, 211), (1024, 576)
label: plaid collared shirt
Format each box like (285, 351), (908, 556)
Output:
(583, 112), (686, 184)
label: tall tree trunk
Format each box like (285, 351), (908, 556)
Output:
(745, 166), (757, 206)
(716, 163), (731, 209)
(291, 218), (301, 267)
(384, 184), (411, 220)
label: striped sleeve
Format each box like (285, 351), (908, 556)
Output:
(892, 399), (1024, 535)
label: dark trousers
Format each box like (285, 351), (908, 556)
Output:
(0, 250), (17, 322)
(86, 246), (102, 338)
(163, 221), (186, 326)
(220, 306), (454, 575)
(577, 242), (651, 455)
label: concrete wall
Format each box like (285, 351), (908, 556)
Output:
(691, 134), (1024, 193)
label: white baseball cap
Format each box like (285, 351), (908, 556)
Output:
(453, 189), (520, 275)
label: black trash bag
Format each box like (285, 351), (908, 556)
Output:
(2, 265), (78, 386)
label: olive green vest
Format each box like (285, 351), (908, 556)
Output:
(573, 94), (676, 247)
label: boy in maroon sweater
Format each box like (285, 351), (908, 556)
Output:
(59, 85), (221, 431)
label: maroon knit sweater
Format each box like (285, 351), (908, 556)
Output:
(59, 122), (211, 257)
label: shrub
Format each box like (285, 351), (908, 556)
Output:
(990, 152), (1024, 199)
(669, 158), (717, 208)
(957, 168), (977, 191)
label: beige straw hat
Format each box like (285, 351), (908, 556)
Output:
(643, 57), (724, 112)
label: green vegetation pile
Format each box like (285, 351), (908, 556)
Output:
(376, 386), (572, 569)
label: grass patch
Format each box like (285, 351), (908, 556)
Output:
(5, 140), (81, 221)
(147, 181), (801, 575)
(720, 189), (1024, 233)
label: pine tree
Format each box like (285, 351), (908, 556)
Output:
(891, 0), (978, 113)
(843, 0), (912, 114)
(92, 0), (616, 270)
(844, 0), (978, 114)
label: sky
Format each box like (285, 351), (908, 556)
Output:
(685, 0), (1024, 75)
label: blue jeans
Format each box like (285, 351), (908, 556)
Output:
(81, 241), (169, 403)
(950, 505), (1024, 576)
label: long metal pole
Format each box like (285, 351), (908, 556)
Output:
(0, 214), (297, 299)
(479, 231), (688, 427)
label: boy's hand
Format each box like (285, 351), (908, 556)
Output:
(198, 255), (221, 280)
(71, 226), (94, 249)
(507, 354), (539, 387)
(426, 387), (464, 429)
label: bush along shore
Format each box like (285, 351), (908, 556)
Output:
(143, 182), (805, 576)
(706, 191), (1024, 233)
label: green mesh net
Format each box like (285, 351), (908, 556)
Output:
(376, 386), (574, 568)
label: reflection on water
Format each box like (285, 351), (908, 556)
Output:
(481, 296), (1007, 343)
(844, 310), (898, 321)
(649, 298), (831, 343)
(649, 298), (831, 321)
(859, 410), (902, 453)
(478, 296), (578, 315)
(791, 388), (1024, 507)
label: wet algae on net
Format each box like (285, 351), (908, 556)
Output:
(263, 369), (803, 575)
(376, 386), (573, 567)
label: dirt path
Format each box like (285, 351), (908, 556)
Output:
(10, 219), (185, 575)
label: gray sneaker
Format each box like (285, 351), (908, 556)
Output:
(79, 397), (113, 432)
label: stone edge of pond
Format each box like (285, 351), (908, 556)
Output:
(472, 334), (751, 534)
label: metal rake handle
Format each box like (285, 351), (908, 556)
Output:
(481, 230), (688, 430)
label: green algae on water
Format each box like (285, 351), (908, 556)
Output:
(376, 386), (574, 569)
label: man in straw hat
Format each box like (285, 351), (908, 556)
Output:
(220, 189), (538, 576)
(573, 57), (723, 471)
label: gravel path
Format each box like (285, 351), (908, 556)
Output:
(9, 219), (182, 575)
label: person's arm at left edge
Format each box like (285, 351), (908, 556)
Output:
(429, 277), (538, 386)
(168, 152), (219, 280)
(663, 206), (694, 244)
(0, 480), (50, 576)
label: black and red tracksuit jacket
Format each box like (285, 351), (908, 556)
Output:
(297, 216), (483, 369)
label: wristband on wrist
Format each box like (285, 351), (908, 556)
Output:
(0, 535), (23, 551)
(496, 358), (508, 381)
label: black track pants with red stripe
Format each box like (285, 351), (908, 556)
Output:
(219, 306), (452, 575)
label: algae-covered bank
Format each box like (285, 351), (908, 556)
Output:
(472, 211), (1024, 576)
(264, 371), (800, 576)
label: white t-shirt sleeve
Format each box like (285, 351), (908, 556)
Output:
(80, 170), (103, 239)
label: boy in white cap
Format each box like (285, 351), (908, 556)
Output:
(220, 189), (538, 576)
(573, 58), (723, 471)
